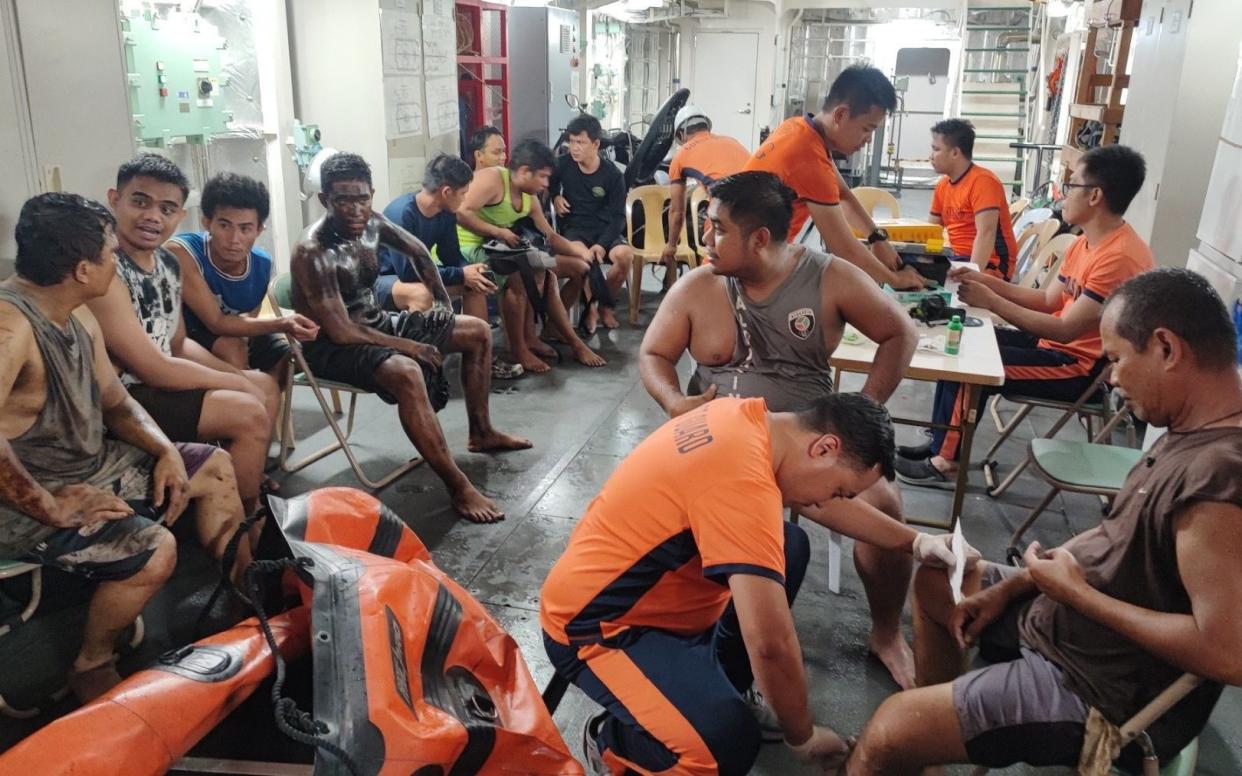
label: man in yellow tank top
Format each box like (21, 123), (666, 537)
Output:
(457, 140), (605, 373)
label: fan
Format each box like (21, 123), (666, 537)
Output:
(624, 88), (690, 189)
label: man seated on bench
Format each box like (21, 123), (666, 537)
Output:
(897, 145), (1155, 489)
(166, 172), (319, 386)
(456, 139), (605, 373)
(0, 194), (252, 704)
(291, 152), (530, 524)
(926, 119), (1019, 280)
(88, 154), (280, 516)
(376, 154), (496, 322)
(847, 267), (1242, 775)
(550, 114), (633, 333)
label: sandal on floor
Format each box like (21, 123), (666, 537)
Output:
(491, 359), (524, 380)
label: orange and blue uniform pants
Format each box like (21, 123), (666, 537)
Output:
(543, 522), (810, 776)
(933, 329), (1096, 460)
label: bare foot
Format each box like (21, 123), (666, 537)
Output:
(68, 657), (122, 704)
(452, 485), (505, 524)
(530, 340), (559, 360)
(513, 350), (552, 374)
(582, 304), (599, 335)
(573, 345), (607, 367)
(869, 630), (916, 690)
(600, 306), (620, 329)
(468, 430), (533, 453)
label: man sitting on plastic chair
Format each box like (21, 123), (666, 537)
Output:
(897, 145), (1156, 489)
(847, 268), (1242, 775)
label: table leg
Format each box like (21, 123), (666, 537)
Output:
(950, 383), (982, 530)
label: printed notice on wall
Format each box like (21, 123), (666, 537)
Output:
(380, 9), (422, 76)
(421, 0), (456, 77)
(389, 156), (427, 198)
(425, 77), (459, 138)
(383, 76), (424, 139)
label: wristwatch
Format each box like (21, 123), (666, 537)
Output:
(866, 228), (890, 245)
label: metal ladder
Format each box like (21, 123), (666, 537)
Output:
(955, 3), (1038, 194)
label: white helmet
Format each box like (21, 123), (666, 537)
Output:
(674, 105), (711, 136)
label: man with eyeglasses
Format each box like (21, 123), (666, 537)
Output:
(897, 145), (1155, 489)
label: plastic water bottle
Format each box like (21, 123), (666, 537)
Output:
(946, 315), (963, 356)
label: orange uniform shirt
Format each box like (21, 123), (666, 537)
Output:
(540, 398), (786, 646)
(1038, 223), (1154, 370)
(669, 132), (751, 187)
(930, 164), (1019, 280)
(744, 115), (840, 242)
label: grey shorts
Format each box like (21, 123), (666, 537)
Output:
(20, 443), (219, 581)
(951, 563), (1089, 768)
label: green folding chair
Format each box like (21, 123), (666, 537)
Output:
(1005, 406), (1140, 555)
(983, 361), (1115, 497)
(267, 273), (422, 490)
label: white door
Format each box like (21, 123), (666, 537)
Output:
(691, 32), (758, 147)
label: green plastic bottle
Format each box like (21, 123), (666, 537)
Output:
(945, 315), (963, 356)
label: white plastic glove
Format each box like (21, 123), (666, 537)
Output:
(787, 725), (853, 765)
(912, 531), (981, 572)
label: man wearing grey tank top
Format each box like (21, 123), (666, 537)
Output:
(0, 194), (251, 704)
(641, 172), (930, 689)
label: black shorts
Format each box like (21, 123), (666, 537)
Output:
(127, 385), (208, 443)
(187, 322), (290, 373)
(562, 227), (628, 253)
(299, 309), (455, 410)
(19, 442), (218, 581)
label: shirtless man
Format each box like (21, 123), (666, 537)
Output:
(290, 152), (530, 524)
(0, 193), (250, 703)
(641, 171), (927, 688)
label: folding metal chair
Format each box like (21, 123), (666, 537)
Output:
(267, 273), (422, 490)
(1005, 406), (1139, 554)
(983, 361), (1114, 497)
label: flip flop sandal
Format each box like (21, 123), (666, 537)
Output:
(491, 359), (525, 380)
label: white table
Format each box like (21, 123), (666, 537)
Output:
(832, 303), (1005, 531)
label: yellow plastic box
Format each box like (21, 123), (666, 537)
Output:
(853, 218), (944, 245)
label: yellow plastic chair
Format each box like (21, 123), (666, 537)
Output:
(627, 185), (695, 325)
(1008, 196), (1030, 224)
(688, 183), (710, 260)
(850, 186), (902, 219)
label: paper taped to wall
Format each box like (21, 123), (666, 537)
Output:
(426, 77), (459, 137)
(381, 9), (422, 76)
(383, 76), (424, 139)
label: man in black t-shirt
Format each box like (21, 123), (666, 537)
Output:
(551, 115), (634, 332)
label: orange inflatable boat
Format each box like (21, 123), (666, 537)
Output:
(0, 488), (582, 776)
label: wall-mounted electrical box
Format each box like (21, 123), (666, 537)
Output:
(122, 10), (232, 146)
